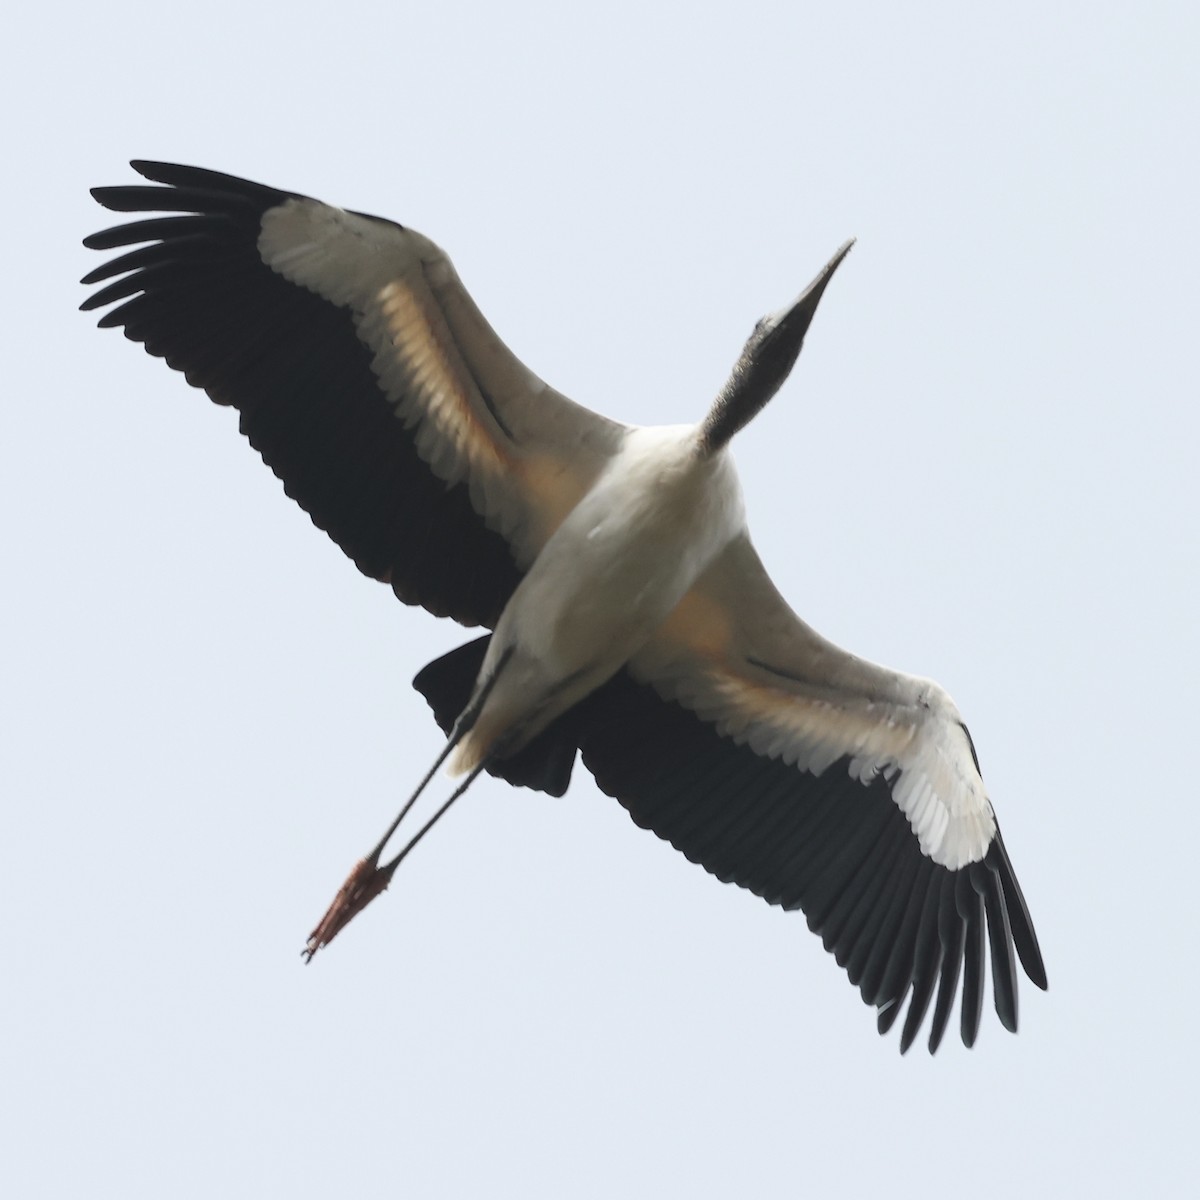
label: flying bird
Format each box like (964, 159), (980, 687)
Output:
(83, 161), (1046, 1053)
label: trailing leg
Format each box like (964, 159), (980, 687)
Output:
(302, 649), (514, 960)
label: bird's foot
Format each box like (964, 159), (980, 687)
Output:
(302, 854), (398, 962)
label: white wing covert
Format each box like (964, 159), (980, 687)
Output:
(574, 534), (1047, 1052)
(82, 161), (625, 627)
(86, 165), (1047, 1051)
(633, 534), (995, 870)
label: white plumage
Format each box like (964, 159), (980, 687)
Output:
(83, 161), (1046, 1053)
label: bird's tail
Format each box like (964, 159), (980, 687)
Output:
(413, 635), (582, 797)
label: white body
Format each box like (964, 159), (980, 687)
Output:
(84, 162), (1045, 1052)
(454, 426), (744, 773)
(257, 196), (994, 870)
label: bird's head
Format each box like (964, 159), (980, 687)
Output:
(698, 238), (854, 454)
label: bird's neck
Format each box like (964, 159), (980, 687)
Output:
(698, 348), (785, 455)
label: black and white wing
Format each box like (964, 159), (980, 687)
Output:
(575, 533), (1047, 1053)
(82, 162), (626, 627)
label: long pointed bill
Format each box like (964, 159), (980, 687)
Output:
(699, 237), (856, 454)
(766, 238), (856, 347)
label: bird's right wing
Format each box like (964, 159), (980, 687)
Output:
(83, 161), (627, 628)
(576, 533), (1046, 1052)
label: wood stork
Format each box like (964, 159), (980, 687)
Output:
(82, 161), (1046, 1054)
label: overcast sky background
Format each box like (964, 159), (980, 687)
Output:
(4, 2), (1197, 1196)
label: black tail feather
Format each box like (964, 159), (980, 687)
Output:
(412, 636), (580, 798)
(412, 636), (490, 731)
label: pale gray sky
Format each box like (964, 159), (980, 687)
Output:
(4, 2), (1197, 1196)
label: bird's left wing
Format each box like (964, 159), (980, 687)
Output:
(83, 162), (626, 627)
(577, 533), (1046, 1052)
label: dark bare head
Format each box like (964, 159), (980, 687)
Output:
(698, 239), (854, 455)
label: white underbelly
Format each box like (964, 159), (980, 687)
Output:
(449, 427), (746, 772)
